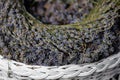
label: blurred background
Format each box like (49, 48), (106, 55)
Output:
(24, 0), (93, 25)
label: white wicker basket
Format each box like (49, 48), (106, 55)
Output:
(0, 52), (120, 80)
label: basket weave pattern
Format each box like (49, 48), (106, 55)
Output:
(0, 52), (120, 80)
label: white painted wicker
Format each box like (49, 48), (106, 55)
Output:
(0, 52), (120, 80)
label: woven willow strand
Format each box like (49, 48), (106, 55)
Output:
(0, 52), (120, 80)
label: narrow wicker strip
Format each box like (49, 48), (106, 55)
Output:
(0, 52), (120, 80)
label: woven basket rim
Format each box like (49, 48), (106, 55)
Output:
(0, 52), (120, 79)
